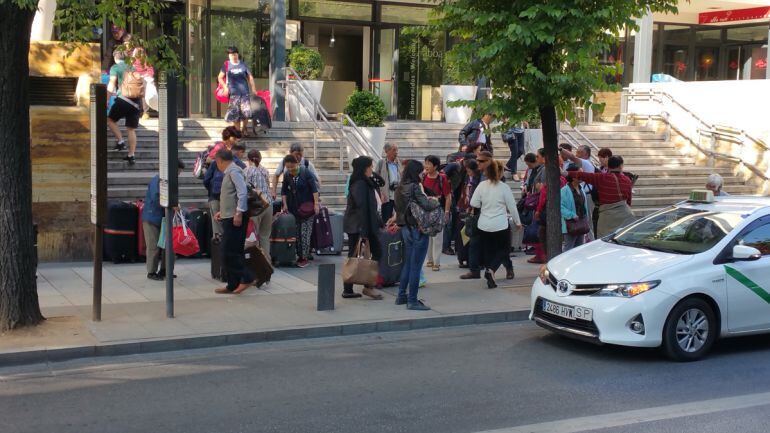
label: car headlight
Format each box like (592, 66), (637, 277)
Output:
(595, 281), (660, 298)
(539, 266), (550, 284)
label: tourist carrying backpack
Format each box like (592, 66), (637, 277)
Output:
(106, 49), (145, 166)
(390, 160), (441, 311)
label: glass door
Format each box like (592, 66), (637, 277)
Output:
(396, 26), (445, 121)
(188, 0), (209, 117)
(372, 28), (397, 119)
(210, 11), (259, 118)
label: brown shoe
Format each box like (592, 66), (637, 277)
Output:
(527, 257), (546, 264)
(214, 287), (231, 294)
(460, 272), (481, 280)
(233, 283), (251, 294)
(362, 287), (383, 300)
(506, 269), (515, 280)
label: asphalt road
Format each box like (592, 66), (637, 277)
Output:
(3, 322), (770, 433)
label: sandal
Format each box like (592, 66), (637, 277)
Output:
(432, 265), (440, 272)
(426, 260), (434, 268)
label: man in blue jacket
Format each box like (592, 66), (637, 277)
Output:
(204, 143), (247, 238)
(143, 160), (185, 280)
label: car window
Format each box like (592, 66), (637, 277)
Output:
(611, 207), (744, 254)
(737, 222), (770, 255)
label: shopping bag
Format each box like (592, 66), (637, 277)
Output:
(144, 77), (158, 111)
(342, 239), (378, 286)
(172, 211), (200, 257)
(157, 217), (167, 249)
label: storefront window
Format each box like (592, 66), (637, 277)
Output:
(695, 29), (722, 43)
(381, 5), (432, 25)
(695, 46), (719, 81)
(726, 26), (769, 43)
(298, 0), (372, 21)
(663, 46), (688, 80)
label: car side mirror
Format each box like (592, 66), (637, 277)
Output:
(732, 245), (762, 262)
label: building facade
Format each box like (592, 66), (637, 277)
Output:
(31, 0), (770, 119)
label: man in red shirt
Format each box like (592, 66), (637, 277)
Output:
(574, 156), (635, 237)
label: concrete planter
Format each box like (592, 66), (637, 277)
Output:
(361, 126), (388, 155)
(287, 80), (324, 122)
(440, 85), (477, 124)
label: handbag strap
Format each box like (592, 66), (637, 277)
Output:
(612, 173), (625, 202)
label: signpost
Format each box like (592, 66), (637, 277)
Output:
(90, 84), (107, 322)
(159, 72), (179, 319)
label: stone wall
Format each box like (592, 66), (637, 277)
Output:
(29, 42), (99, 261)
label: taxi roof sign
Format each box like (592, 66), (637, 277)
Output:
(689, 190), (715, 203)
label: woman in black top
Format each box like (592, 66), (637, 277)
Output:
(342, 156), (384, 300)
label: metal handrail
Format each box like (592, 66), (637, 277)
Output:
(623, 88), (769, 152)
(279, 67), (381, 172)
(623, 88), (769, 183)
(559, 125), (601, 167)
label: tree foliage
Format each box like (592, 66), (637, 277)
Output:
(426, 0), (677, 259)
(427, 0), (677, 127)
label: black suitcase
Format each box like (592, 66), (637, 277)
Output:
(104, 200), (138, 263)
(187, 208), (211, 258)
(377, 227), (404, 287)
(244, 244), (273, 287)
(249, 95), (272, 135)
(270, 212), (297, 267)
(210, 236), (227, 282)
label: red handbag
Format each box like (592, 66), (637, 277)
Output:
(214, 61), (230, 104)
(172, 211), (200, 257)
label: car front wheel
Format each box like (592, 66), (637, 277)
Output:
(662, 298), (717, 362)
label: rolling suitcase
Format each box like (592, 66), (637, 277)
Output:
(244, 244), (273, 288)
(136, 200), (146, 258)
(312, 206), (333, 251)
(249, 94), (272, 135)
(270, 212), (298, 266)
(377, 226), (404, 287)
(187, 208), (211, 258)
(104, 200), (138, 263)
(316, 212), (344, 255)
(210, 236), (227, 282)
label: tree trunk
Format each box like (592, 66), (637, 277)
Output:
(538, 105), (563, 261)
(0, 3), (45, 331)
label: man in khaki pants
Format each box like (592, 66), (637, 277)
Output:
(245, 149), (273, 260)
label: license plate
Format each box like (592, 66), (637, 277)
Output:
(542, 299), (593, 322)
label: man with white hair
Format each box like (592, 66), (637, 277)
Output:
(374, 142), (401, 222)
(706, 173), (729, 196)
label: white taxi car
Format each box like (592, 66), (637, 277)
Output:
(530, 192), (770, 361)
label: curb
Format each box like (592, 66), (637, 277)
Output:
(0, 310), (530, 367)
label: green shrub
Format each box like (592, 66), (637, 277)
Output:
(288, 45), (324, 80)
(344, 90), (388, 128)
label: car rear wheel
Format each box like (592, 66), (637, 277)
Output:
(662, 298), (717, 362)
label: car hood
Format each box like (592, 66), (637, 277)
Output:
(547, 240), (694, 285)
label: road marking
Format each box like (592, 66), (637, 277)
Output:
(475, 391), (770, 433)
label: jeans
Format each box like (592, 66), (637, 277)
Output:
(398, 226), (430, 304)
(222, 217), (253, 291)
(563, 233), (585, 251)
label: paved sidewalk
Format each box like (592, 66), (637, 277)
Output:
(1, 251), (540, 364)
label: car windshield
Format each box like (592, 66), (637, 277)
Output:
(609, 207), (744, 255)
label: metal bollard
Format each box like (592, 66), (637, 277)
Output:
(317, 263), (335, 311)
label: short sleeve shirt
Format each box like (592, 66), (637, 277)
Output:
(109, 62), (130, 96)
(423, 174), (450, 198)
(221, 61), (251, 96)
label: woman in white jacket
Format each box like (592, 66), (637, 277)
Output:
(470, 161), (522, 288)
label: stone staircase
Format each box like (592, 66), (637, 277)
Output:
(106, 119), (749, 218)
(562, 123), (752, 216)
(106, 120), (514, 213)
